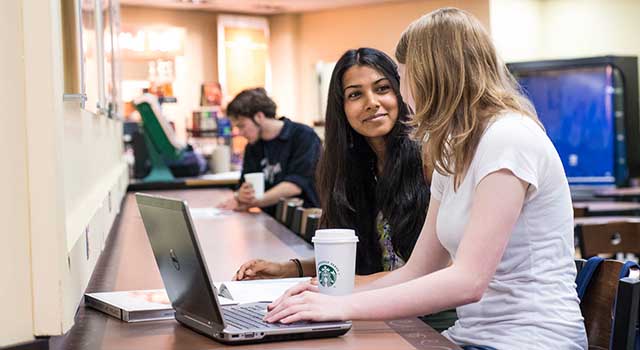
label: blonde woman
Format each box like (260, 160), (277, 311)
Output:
(264, 8), (587, 350)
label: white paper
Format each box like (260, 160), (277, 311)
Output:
(213, 278), (311, 304)
(216, 295), (237, 306)
(189, 207), (232, 219)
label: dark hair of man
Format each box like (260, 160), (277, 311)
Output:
(317, 48), (429, 275)
(226, 87), (277, 120)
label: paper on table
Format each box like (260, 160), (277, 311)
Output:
(213, 277), (311, 305)
(216, 295), (237, 306)
(189, 207), (232, 219)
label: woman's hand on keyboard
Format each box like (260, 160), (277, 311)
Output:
(264, 281), (349, 323)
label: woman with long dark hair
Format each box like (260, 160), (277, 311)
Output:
(233, 47), (428, 281)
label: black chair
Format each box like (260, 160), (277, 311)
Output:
(298, 208), (322, 238)
(290, 207), (306, 235)
(575, 258), (640, 349)
(275, 198), (287, 223)
(304, 213), (322, 243)
(285, 201), (303, 228)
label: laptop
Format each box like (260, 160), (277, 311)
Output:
(135, 193), (352, 344)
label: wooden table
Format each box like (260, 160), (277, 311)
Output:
(573, 201), (640, 216)
(594, 187), (640, 201)
(50, 188), (461, 350)
(574, 216), (640, 226)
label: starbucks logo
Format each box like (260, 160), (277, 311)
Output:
(318, 263), (338, 287)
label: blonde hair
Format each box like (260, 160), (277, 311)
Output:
(396, 8), (539, 189)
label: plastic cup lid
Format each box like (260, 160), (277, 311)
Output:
(312, 229), (359, 243)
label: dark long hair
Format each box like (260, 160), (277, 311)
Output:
(317, 48), (430, 275)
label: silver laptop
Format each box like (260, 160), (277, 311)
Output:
(135, 193), (352, 344)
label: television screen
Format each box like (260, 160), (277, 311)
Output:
(516, 66), (620, 186)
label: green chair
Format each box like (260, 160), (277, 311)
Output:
(134, 94), (185, 182)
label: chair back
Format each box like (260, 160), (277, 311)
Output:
(300, 208), (322, 241)
(578, 259), (640, 349)
(574, 205), (589, 218)
(304, 212), (322, 243)
(134, 94), (183, 161)
(277, 198), (303, 224)
(291, 207), (305, 235)
(576, 221), (640, 258)
(285, 201), (303, 228)
(275, 198), (287, 223)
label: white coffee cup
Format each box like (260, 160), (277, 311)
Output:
(243, 172), (265, 200)
(210, 145), (230, 173)
(312, 229), (358, 295)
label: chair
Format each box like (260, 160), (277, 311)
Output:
(575, 221), (640, 258)
(576, 258), (640, 349)
(574, 205), (589, 218)
(274, 198), (303, 224)
(285, 200), (303, 228)
(275, 198), (287, 223)
(303, 212), (322, 243)
(290, 207), (306, 235)
(134, 94), (186, 182)
(298, 208), (322, 238)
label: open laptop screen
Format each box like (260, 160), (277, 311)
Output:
(136, 194), (224, 328)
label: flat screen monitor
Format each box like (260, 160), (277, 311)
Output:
(516, 65), (626, 187)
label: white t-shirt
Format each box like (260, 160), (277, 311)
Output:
(433, 114), (587, 349)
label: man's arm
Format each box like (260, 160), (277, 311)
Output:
(256, 181), (302, 207)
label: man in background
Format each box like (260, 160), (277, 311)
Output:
(218, 88), (321, 216)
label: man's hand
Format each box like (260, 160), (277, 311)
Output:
(237, 182), (258, 206)
(217, 197), (239, 210)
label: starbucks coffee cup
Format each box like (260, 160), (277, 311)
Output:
(312, 229), (358, 295)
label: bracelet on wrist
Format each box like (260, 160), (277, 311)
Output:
(289, 258), (304, 277)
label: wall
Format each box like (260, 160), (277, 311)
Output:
(271, 0), (491, 126)
(1, 0), (128, 345)
(268, 14), (300, 120)
(0, 0), (34, 346)
(492, 0), (640, 62)
(120, 6), (219, 142)
(119, 2), (490, 130)
(490, 0), (543, 62)
(491, 0), (640, 130)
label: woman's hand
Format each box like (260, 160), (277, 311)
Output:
(264, 282), (351, 323)
(232, 259), (296, 281)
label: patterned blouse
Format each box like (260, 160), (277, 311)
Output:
(376, 212), (405, 271)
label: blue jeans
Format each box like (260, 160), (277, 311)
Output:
(462, 346), (497, 350)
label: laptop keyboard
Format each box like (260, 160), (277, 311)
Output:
(222, 303), (305, 330)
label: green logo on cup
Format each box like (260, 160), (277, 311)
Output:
(318, 263), (338, 287)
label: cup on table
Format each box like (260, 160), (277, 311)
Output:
(210, 145), (230, 173)
(243, 172), (265, 200)
(312, 229), (358, 295)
